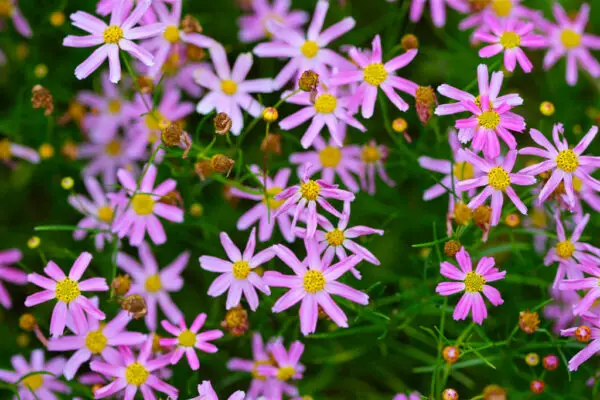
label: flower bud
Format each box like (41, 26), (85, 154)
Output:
(473, 205), (491, 228)
(444, 240), (462, 258)
(38, 143), (55, 159)
(214, 112), (232, 135)
(31, 85), (54, 116)
(111, 275), (132, 296)
(16, 333), (30, 348)
(575, 325), (592, 342)
(543, 354), (559, 371)
(186, 44), (206, 61)
(262, 107), (279, 122)
(415, 86), (437, 125)
(61, 140), (78, 160)
(442, 346), (460, 363)
(49, 11), (65, 27)
(195, 160), (213, 181)
(19, 314), (37, 331)
(182, 14), (203, 33)
(530, 379), (545, 394)
(34, 64), (48, 79)
(27, 236), (40, 249)
(137, 75), (154, 94)
(392, 118), (408, 133)
(299, 70), (319, 92)
(210, 154), (235, 176)
(121, 294), (147, 319)
(401, 34), (419, 50)
(483, 384), (506, 400)
(453, 202), (472, 226)
(221, 305), (249, 336)
(504, 213), (520, 227)
(442, 388), (459, 400)
(539, 101), (555, 116)
(261, 133), (282, 154)
(190, 203), (204, 217)
(525, 352), (539, 366)
(61, 177), (74, 190)
(519, 310), (540, 334)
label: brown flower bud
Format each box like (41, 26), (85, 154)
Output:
(211, 154), (235, 176)
(483, 385), (506, 400)
(61, 140), (78, 161)
(504, 213), (520, 227)
(137, 75), (154, 94)
(444, 240), (462, 258)
(160, 190), (184, 208)
(111, 275), (131, 296)
(262, 107), (279, 122)
(473, 205), (492, 228)
(121, 294), (148, 319)
(519, 310), (540, 334)
(415, 86), (437, 125)
(299, 70), (319, 92)
(221, 305), (249, 336)
(31, 85), (54, 116)
(181, 14), (203, 33)
(19, 314), (37, 331)
(195, 160), (213, 181)
(152, 333), (167, 353)
(161, 122), (192, 158)
(186, 44), (206, 61)
(401, 34), (419, 50)
(214, 112), (233, 135)
(442, 346), (460, 363)
(261, 133), (282, 154)
(453, 202), (472, 226)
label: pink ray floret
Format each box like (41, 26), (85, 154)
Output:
(409, 0), (469, 28)
(238, 0), (309, 43)
(192, 380), (245, 400)
(0, 248), (27, 309)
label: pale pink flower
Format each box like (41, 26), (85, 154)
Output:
(394, 392), (422, 400)
(410, 0), (468, 27)
(359, 140), (396, 195)
(0, 0), (31, 37)
(96, 0), (167, 24)
(561, 315), (600, 371)
(256, 338), (305, 400)
(192, 380), (245, 400)
(0, 249), (27, 309)
(544, 288), (582, 334)
(238, 0), (309, 43)
(558, 265), (600, 317)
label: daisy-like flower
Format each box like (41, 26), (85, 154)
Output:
(409, 0), (469, 28)
(253, 0), (355, 89)
(195, 44), (273, 135)
(394, 392), (422, 400)
(116, 241), (189, 331)
(47, 311), (147, 380)
(359, 140), (396, 195)
(537, 3), (600, 86)
(96, 0), (163, 24)
(273, 164), (355, 238)
(199, 228), (274, 311)
(474, 15), (546, 73)
(0, 0), (31, 37)
(519, 124), (600, 207)
(192, 380), (245, 400)
(279, 84), (366, 149)
(112, 164), (184, 246)
(0, 138), (40, 165)
(435, 247), (506, 324)
(0, 248), (27, 309)
(230, 166), (295, 243)
(459, 0), (538, 39)
(265, 239), (368, 335)
(238, 0), (309, 43)
(90, 336), (178, 399)
(458, 150), (536, 226)
(0, 350), (70, 400)
(25, 252), (108, 337)
(63, 0), (164, 83)
(256, 339), (305, 400)
(561, 314), (600, 371)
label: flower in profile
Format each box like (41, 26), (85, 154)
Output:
(25, 252), (108, 337)
(330, 35), (419, 118)
(458, 150), (536, 226)
(253, 0), (355, 89)
(199, 228), (274, 311)
(256, 339), (305, 399)
(265, 239), (368, 335)
(0, 350), (70, 399)
(195, 44), (274, 135)
(90, 336), (178, 399)
(561, 315), (600, 371)
(63, 0), (164, 83)
(537, 3), (600, 86)
(238, 0), (308, 43)
(360, 140), (396, 195)
(0, 248), (27, 309)
(159, 313), (223, 370)
(0, 138), (40, 165)
(48, 311), (146, 379)
(112, 164), (184, 246)
(436, 247), (506, 324)
(0, 0), (31, 37)
(409, 0), (468, 27)
(191, 380), (245, 400)
(116, 242), (189, 331)
(393, 392), (422, 400)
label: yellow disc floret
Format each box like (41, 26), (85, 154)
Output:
(325, 229), (345, 247)
(221, 79), (238, 96)
(453, 162), (474, 181)
(488, 166), (511, 190)
(499, 31), (520, 49)
(555, 149), (579, 173)
(164, 25), (180, 43)
(464, 272), (485, 292)
(363, 63), (388, 86)
(263, 187), (285, 209)
(492, 0), (512, 17)
(103, 25), (124, 44)
(555, 240), (575, 259)
(97, 206), (114, 223)
(22, 374), (43, 391)
(314, 94), (337, 114)
(300, 180), (321, 201)
(125, 362), (149, 386)
(303, 270), (326, 293)
(55, 278), (81, 303)
(560, 29), (581, 49)
(319, 146), (342, 168)
(131, 194), (155, 215)
(85, 330), (108, 354)
(477, 111), (501, 129)
(361, 145), (380, 163)
(276, 366), (296, 381)
(145, 274), (162, 292)
(105, 140), (121, 156)
(178, 330), (197, 347)
(301, 41), (319, 58)
(232, 261), (251, 280)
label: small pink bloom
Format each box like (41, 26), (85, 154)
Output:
(192, 380), (245, 400)
(0, 248), (27, 309)
(359, 140), (396, 195)
(393, 392), (422, 400)
(238, 0), (309, 43)
(560, 314), (600, 371)
(256, 338), (305, 399)
(459, 0), (538, 41)
(409, 0), (469, 28)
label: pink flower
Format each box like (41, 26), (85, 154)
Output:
(359, 140), (396, 195)
(96, 0), (163, 24)
(256, 339), (305, 400)
(0, 139), (40, 165)
(195, 44), (273, 135)
(25, 252), (109, 337)
(561, 315), (600, 371)
(90, 336), (178, 399)
(192, 380), (245, 400)
(238, 0), (309, 43)
(0, 0), (31, 37)
(329, 35), (419, 118)
(0, 349), (70, 400)
(538, 3), (600, 86)
(63, 0), (164, 83)
(544, 288), (582, 334)
(410, 0), (468, 28)
(253, 0), (355, 90)
(394, 392), (422, 400)
(47, 311), (147, 380)
(458, 0), (538, 40)
(435, 247), (506, 324)
(112, 164), (184, 246)
(265, 239), (368, 336)
(458, 149), (536, 226)
(0, 248), (27, 309)
(116, 241), (189, 331)
(159, 313), (223, 370)
(474, 15), (545, 73)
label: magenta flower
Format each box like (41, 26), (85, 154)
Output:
(410, 0), (468, 28)
(330, 35), (418, 118)
(25, 252), (108, 337)
(200, 228), (274, 311)
(63, 0), (164, 83)
(0, 350), (70, 400)
(458, 149), (536, 226)
(435, 247), (506, 324)
(0, 0), (31, 37)
(195, 44), (273, 135)
(48, 311), (147, 380)
(192, 380), (245, 400)
(256, 339), (305, 399)
(394, 392), (422, 400)
(561, 316), (600, 371)
(112, 164), (184, 246)
(537, 3), (600, 86)
(90, 336), (178, 399)
(238, 0), (309, 43)
(0, 139), (40, 165)
(359, 140), (396, 195)
(0, 248), (27, 309)
(273, 164), (355, 238)
(265, 239), (368, 336)
(117, 241), (189, 331)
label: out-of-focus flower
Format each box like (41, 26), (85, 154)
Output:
(0, 249), (27, 309)
(0, 139), (40, 164)
(544, 288), (581, 333)
(191, 380), (245, 400)
(360, 140), (396, 195)
(393, 392), (422, 400)
(0, 0), (31, 37)
(31, 85), (54, 116)
(519, 310), (540, 334)
(256, 339), (305, 399)
(561, 316), (600, 371)
(409, 0), (468, 27)
(238, 0), (308, 43)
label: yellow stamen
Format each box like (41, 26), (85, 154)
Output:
(300, 180), (320, 201)
(145, 274), (162, 292)
(314, 94), (337, 114)
(55, 278), (81, 303)
(303, 270), (325, 293)
(464, 271), (485, 292)
(488, 166), (511, 190)
(125, 362), (149, 386)
(363, 63), (388, 86)
(103, 25), (123, 44)
(131, 194), (155, 216)
(300, 41), (319, 58)
(232, 261), (251, 280)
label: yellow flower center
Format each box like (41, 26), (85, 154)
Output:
(492, 0), (512, 17)
(232, 261), (251, 280)
(276, 366), (296, 381)
(488, 166), (511, 190)
(361, 145), (380, 163)
(453, 162), (474, 181)
(97, 206), (114, 223)
(103, 25), (124, 44)
(178, 330), (196, 347)
(300, 180), (321, 201)
(319, 146), (342, 168)
(163, 25), (180, 43)
(555, 149), (579, 173)
(303, 270), (326, 293)
(464, 271), (485, 292)
(55, 278), (81, 303)
(131, 194), (155, 216)
(561, 29), (581, 49)
(221, 79), (238, 96)
(145, 110), (167, 131)
(499, 31), (521, 49)
(314, 94), (337, 114)
(263, 187), (285, 209)
(125, 362), (149, 386)
(555, 240), (575, 259)
(22, 374), (43, 391)
(363, 63), (388, 86)
(325, 229), (345, 247)
(300, 41), (319, 58)
(530, 208), (547, 228)
(108, 99), (121, 114)
(252, 360), (272, 380)
(477, 111), (501, 129)
(0, 139), (11, 160)
(85, 330), (108, 354)
(105, 140), (121, 156)
(145, 274), (162, 292)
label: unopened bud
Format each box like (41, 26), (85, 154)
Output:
(444, 240), (462, 258)
(61, 140), (78, 160)
(137, 75), (154, 94)
(401, 34), (419, 50)
(262, 107), (278, 122)
(504, 213), (520, 227)
(392, 118), (408, 133)
(31, 85), (54, 116)
(182, 14), (203, 33)
(299, 70), (319, 92)
(16, 333), (30, 348)
(111, 275), (131, 296)
(519, 310), (540, 334)
(473, 205), (491, 228)
(27, 236), (40, 249)
(190, 203), (204, 217)
(530, 379), (544, 394)
(161, 122), (192, 158)
(483, 385), (506, 400)
(211, 154), (235, 176)
(525, 352), (539, 366)
(415, 86), (437, 125)
(19, 314), (37, 331)
(442, 346), (460, 363)
(261, 133), (282, 154)
(453, 202), (472, 226)
(214, 112), (232, 135)
(575, 325), (592, 342)
(61, 177), (74, 190)
(121, 294), (147, 319)
(540, 101), (555, 116)
(543, 354), (559, 371)
(195, 160), (213, 181)
(39, 143), (55, 159)
(186, 44), (206, 61)
(442, 388), (459, 400)
(220, 304), (249, 336)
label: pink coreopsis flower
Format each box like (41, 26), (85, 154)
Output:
(561, 314), (600, 371)
(330, 35), (419, 118)
(544, 288), (582, 334)
(159, 313), (223, 370)
(0, 249), (27, 309)
(394, 392), (422, 400)
(459, 0), (538, 40)
(458, 150), (535, 226)
(199, 228), (274, 311)
(256, 339), (305, 400)
(273, 164), (355, 238)
(48, 311), (147, 379)
(116, 241), (189, 331)
(96, 0), (166, 24)
(90, 336), (178, 399)
(63, 0), (165, 83)
(409, 0), (468, 28)
(192, 380), (245, 400)
(435, 247), (506, 324)
(195, 44), (273, 135)
(0, 0), (31, 37)
(238, 0), (309, 43)
(265, 239), (368, 335)
(0, 139), (40, 165)
(0, 350), (70, 400)
(359, 140), (396, 195)
(25, 252), (109, 337)
(537, 3), (600, 86)
(112, 164), (184, 246)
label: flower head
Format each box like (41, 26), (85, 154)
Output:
(561, 315), (600, 371)
(0, 248), (27, 309)
(238, 0), (309, 43)
(459, 0), (538, 39)
(410, 0), (469, 27)
(360, 140), (396, 195)
(256, 339), (305, 399)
